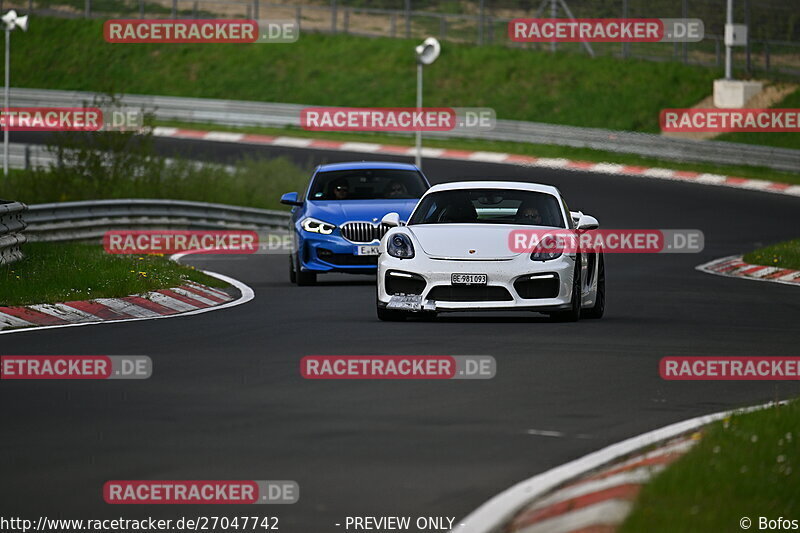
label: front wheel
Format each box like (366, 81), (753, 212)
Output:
(582, 254), (605, 319)
(294, 254), (317, 286)
(288, 254), (297, 284)
(552, 258), (581, 322)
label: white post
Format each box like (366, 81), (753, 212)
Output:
(415, 62), (422, 169)
(4, 27), (9, 177)
(725, 0), (733, 79)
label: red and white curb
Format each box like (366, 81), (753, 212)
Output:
(696, 255), (800, 287)
(454, 401), (782, 533)
(0, 252), (255, 335)
(153, 127), (800, 198)
(504, 435), (699, 533)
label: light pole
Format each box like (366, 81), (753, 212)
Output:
(2, 10), (28, 177)
(414, 37), (440, 170)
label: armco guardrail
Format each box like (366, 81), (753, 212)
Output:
(24, 199), (291, 242)
(10, 87), (800, 173)
(0, 201), (28, 266)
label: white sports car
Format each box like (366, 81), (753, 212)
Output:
(376, 181), (605, 321)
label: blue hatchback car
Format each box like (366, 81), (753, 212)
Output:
(281, 161), (431, 285)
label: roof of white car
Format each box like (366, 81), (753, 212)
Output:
(426, 181), (561, 196)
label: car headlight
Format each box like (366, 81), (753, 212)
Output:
(530, 235), (563, 261)
(301, 217), (336, 235)
(387, 233), (415, 259)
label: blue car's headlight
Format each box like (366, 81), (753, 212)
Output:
(387, 233), (415, 259)
(301, 217), (336, 235)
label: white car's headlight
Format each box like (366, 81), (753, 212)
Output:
(387, 233), (415, 259)
(530, 241), (563, 261)
(301, 217), (336, 235)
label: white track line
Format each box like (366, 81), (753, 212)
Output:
(454, 401), (783, 533)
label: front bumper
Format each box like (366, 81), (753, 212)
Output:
(297, 232), (379, 274)
(377, 253), (576, 312)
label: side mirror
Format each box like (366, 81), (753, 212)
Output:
(280, 192), (303, 207)
(381, 212), (401, 227)
(577, 214), (599, 230)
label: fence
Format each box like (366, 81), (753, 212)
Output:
(1, 0), (798, 76)
(0, 200), (28, 266)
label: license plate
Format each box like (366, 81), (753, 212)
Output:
(356, 245), (380, 256)
(387, 294), (423, 311)
(451, 273), (488, 285)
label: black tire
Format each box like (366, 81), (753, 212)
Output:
(552, 257), (581, 322)
(377, 304), (407, 322)
(582, 254), (605, 319)
(289, 254), (297, 284)
(294, 255), (317, 286)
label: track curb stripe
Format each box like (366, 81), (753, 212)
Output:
(151, 127), (800, 197)
(696, 255), (800, 287)
(0, 281), (237, 332)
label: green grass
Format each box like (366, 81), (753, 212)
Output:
(0, 155), (313, 210)
(620, 401), (800, 533)
(4, 16), (719, 133)
(0, 241), (227, 307)
(717, 88), (800, 150)
(157, 119), (800, 186)
(743, 239), (800, 270)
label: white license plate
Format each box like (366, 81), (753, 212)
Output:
(387, 294), (423, 311)
(356, 245), (380, 256)
(451, 273), (488, 285)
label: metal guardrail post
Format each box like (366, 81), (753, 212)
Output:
(330, 0), (336, 33)
(404, 0), (411, 38)
(477, 0), (484, 45)
(85, 0), (91, 18)
(172, 0), (177, 18)
(254, 0), (259, 20)
(295, 6), (301, 31)
(139, 0), (145, 18)
(343, 8), (349, 34)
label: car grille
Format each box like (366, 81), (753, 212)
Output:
(317, 248), (378, 266)
(340, 222), (392, 243)
(427, 285), (513, 302)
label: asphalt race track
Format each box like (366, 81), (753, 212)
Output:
(2, 134), (800, 530)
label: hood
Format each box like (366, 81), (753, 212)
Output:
(307, 200), (418, 225)
(408, 224), (526, 260)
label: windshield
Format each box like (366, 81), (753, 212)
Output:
(408, 189), (565, 227)
(309, 169), (428, 201)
